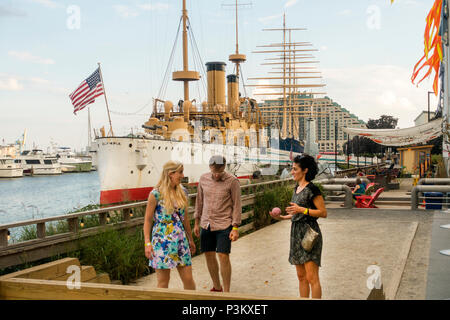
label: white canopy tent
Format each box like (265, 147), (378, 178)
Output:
(342, 118), (443, 146)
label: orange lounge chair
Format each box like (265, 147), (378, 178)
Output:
(355, 187), (384, 208)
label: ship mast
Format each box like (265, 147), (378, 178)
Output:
(172, 0), (200, 103)
(228, 0), (247, 90)
(247, 15), (329, 141)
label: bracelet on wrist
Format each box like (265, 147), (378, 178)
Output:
(145, 242), (152, 247)
(303, 208), (309, 215)
(232, 226), (239, 231)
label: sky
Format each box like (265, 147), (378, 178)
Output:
(0, 0), (440, 151)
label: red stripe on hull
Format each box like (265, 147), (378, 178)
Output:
(237, 175), (253, 179)
(100, 187), (154, 204)
(100, 176), (252, 204)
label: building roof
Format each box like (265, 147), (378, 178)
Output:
(414, 110), (436, 123)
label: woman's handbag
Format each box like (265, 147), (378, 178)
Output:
(301, 223), (319, 252)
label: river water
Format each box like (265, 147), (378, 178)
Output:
(0, 171), (100, 226)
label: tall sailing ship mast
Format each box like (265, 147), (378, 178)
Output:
(247, 14), (331, 149)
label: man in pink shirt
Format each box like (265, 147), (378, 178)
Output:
(193, 155), (242, 292)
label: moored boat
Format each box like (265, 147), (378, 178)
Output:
(0, 156), (23, 178)
(16, 150), (62, 176)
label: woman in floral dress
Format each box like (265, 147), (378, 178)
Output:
(143, 161), (196, 289)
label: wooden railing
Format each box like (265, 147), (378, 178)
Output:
(334, 163), (385, 178)
(0, 178), (295, 269)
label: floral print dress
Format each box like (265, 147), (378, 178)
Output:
(149, 188), (192, 269)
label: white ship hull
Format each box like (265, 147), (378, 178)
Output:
(0, 166), (23, 178)
(23, 166), (62, 176)
(0, 168), (23, 178)
(95, 136), (294, 204)
(17, 150), (62, 176)
(0, 157), (23, 178)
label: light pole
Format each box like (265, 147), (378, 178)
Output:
(347, 132), (350, 169)
(334, 120), (338, 169)
(428, 91), (434, 122)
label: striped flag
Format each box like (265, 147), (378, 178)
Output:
(69, 68), (104, 114)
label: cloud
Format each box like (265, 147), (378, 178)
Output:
(113, 5), (139, 18)
(0, 77), (23, 91)
(138, 3), (170, 11)
(114, 3), (170, 18)
(30, 0), (63, 9)
(284, 0), (298, 8)
(30, 77), (50, 85)
(0, 73), (68, 93)
(8, 51), (55, 65)
(258, 13), (283, 24)
(337, 9), (351, 16)
(0, 5), (27, 17)
(321, 65), (432, 128)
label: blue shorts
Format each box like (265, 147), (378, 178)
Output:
(200, 225), (232, 254)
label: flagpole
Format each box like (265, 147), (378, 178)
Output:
(97, 62), (114, 137)
(443, 0), (450, 176)
(87, 106), (92, 150)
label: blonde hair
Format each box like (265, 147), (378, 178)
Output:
(155, 161), (188, 214)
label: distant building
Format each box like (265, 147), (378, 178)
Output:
(258, 94), (366, 152)
(0, 144), (19, 158)
(414, 110), (436, 127)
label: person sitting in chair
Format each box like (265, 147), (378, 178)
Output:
(352, 178), (366, 200)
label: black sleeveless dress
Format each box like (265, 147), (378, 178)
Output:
(289, 182), (323, 267)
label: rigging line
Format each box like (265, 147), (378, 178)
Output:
(187, 18), (207, 78)
(240, 65), (247, 97)
(163, 18), (181, 99)
(188, 18), (207, 99)
(158, 16), (182, 100)
(109, 99), (153, 115)
(189, 30), (202, 104)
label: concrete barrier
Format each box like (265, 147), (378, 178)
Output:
(417, 178), (450, 185)
(411, 185), (450, 209)
(322, 185), (353, 209)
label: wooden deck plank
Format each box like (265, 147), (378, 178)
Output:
(0, 257), (80, 281)
(85, 273), (111, 284)
(52, 265), (97, 282)
(0, 277), (298, 300)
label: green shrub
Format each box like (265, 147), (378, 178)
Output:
(313, 182), (327, 200)
(77, 227), (151, 285)
(253, 185), (294, 230)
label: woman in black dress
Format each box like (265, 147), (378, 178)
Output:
(270, 154), (327, 299)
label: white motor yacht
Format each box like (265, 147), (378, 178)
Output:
(16, 149), (62, 175)
(0, 156), (23, 178)
(55, 147), (92, 172)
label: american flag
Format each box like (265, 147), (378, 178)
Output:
(69, 68), (104, 114)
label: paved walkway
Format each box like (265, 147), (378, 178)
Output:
(132, 208), (433, 300)
(426, 212), (450, 299)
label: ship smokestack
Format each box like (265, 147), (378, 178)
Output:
(227, 74), (238, 116)
(206, 62), (226, 111)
